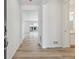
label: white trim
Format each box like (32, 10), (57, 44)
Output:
(8, 39), (23, 59)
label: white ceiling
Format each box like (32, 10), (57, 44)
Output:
(19, 0), (75, 11)
(19, 0), (41, 5)
(21, 5), (39, 11)
(19, 0), (48, 5)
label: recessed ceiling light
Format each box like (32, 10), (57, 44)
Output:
(29, 0), (32, 2)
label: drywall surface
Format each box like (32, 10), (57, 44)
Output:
(7, 0), (22, 59)
(42, 0), (63, 48)
(38, 4), (43, 46)
(22, 10), (38, 21)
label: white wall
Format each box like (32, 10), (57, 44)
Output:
(7, 0), (22, 59)
(22, 10), (38, 21)
(42, 0), (63, 48)
(38, 2), (43, 46)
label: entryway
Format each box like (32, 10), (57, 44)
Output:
(6, 0), (75, 59)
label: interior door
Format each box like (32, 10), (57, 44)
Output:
(62, 0), (70, 48)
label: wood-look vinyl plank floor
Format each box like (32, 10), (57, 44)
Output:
(12, 39), (75, 59)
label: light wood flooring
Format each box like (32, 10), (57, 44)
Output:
(12, 39), (75, 59)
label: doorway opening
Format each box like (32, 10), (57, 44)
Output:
(29, 23), (38, 40)
(21, 6), (40, 47)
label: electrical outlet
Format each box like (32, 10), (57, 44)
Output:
(53, 41), (58, 44)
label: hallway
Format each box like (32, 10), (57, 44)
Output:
(12, 39), (75, 59)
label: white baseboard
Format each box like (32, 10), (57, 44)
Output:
(9, 39), (23, 59)
(42, 44), (63, 49)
